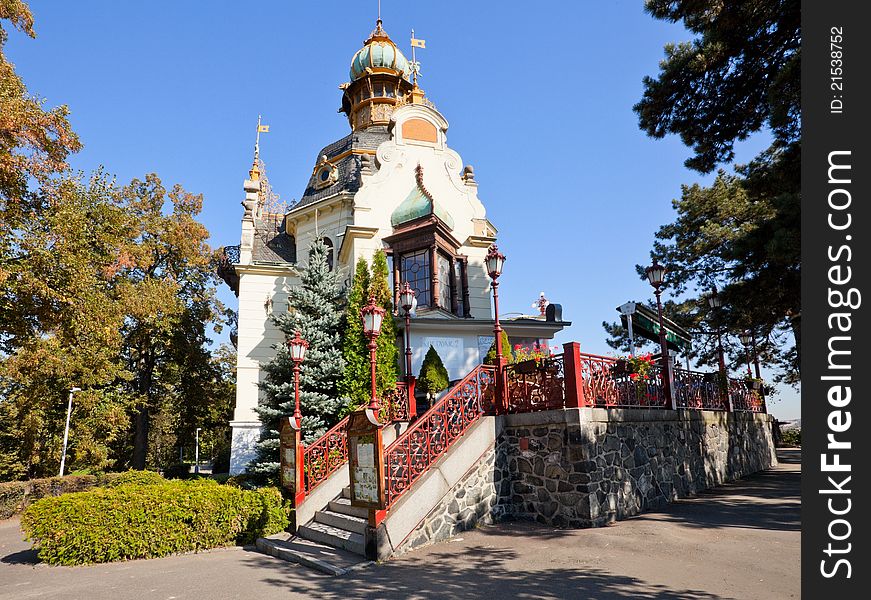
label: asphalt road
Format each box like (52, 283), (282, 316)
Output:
(0, 449), (800, 600)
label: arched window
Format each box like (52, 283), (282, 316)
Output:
(321, 237), (334, 271)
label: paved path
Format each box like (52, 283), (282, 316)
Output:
(0, 450), (800, 599)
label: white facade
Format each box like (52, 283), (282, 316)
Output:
(224, 24), (567, 474)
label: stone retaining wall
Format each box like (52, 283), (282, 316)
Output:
(394, 408), (776, 553)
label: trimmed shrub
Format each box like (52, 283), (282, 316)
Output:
(105, 470), (165, 488)
(484, 331), (513, 365)
(0, 473), (123, 520)
(419, 345), (450, 398)
(20, 480), (290, 565)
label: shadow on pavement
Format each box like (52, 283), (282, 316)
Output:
(240, 545), (723, 600)
(1, 547), (40, 565)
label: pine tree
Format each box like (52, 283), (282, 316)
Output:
(251, 239), (346, 477)
(338, 258), (371, 415)
(369, 250), (398, 399)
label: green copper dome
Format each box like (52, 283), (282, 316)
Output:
(350, 20), (411, 81)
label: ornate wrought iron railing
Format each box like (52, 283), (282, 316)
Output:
(379, 382), (410, 423)
(505, 355), (566, 413)
(673, 369), (729, 411)
(729, 379), (767, 412)
(303, 416), (350, 495)
(578, 353), (669, 408)
(302, 384), (412, 496)
(383, 364), (495, 508)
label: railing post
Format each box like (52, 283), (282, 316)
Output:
(406, 376), (417, 420)
(497, 357), (509, 414)
(279, 418), (305, 508)
(563, 342), (587, 408)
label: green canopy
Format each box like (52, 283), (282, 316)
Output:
(617, 303), (692, 352)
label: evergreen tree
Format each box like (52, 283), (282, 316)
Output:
(419, 346), (449, 399)
(369, 250), (398, 399)
(251, 239), (346, 477)
(484, 331), (513, 365)
(338, 258), (371, 414)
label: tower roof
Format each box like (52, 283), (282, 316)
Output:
(349, 19), (411, 81)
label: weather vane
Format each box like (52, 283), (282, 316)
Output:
(410, 29), (426, 85)
(254, 114), (269, 161)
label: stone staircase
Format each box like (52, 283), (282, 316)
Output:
(297, 486), (367, 554)
(256, 485), (370, 575)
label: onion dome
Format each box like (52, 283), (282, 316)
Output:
(350, 19), (410, 81)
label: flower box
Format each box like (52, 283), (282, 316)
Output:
(514, 359), (539, 374)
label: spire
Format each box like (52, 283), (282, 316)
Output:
(250, 115), (269, 181)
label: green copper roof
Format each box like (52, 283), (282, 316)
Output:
(391, 184), (455, 229)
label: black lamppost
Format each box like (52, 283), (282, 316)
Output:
(645, 259), (673, 408)
(361, 295), (385, 414)
(751, 333), (762, 379)
(485, 244), (507, 411)
(287, 330), (309, 429)
(707, 286), (728, 380)
(739, 331), (754, 378)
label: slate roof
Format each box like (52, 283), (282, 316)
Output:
(293, 126), (391, 209)
(253, 215), (297, 264)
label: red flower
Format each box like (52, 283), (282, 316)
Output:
(629, 373), (639, 380)
(514, 344), (521, 350)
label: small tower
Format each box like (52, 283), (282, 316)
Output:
(340, 19), (418, 131)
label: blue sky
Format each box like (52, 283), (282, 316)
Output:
(8, 1), (799, 420)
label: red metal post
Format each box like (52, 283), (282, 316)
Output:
(562, 342), (587, 408)
(368, 337), (379, 412)
(406, 376), (417, 419)
(654, 289), (675, 410)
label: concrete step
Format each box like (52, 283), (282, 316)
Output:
(328, 496), (369, 519)
(256, 532), (371, 576)
(315, 509), (368, 535)
(342, 485), (351, 499)
(298, 520), (366, 556)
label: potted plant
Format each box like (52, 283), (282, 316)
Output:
(512, 342), (552, 373)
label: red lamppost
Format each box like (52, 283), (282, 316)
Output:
(287, 331), (309, 429)
(707, 286), (728, 380)
(485, 244), (507, 412)
(361, 295), (385, 414)
(399, 282), (416, 383)
(645, 259), (674, 409)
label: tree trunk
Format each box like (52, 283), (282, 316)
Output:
(132, 407), (149, 469)
(132, 349), (155, 470)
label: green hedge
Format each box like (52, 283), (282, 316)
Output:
(0, 473), (119, 520)
(20, 480), (290, 565)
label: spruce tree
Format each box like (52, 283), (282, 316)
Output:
(338, 258), (371, 415)
(370, 250), (399, 399)
(419, 345), (450, 399)
(251, 239), (346, 477)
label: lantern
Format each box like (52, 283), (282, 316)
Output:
(645, 259), (666, 289)
(361, 295), (385, 338)
(485, 244), (506, 281)
(287, 330), (309, 363)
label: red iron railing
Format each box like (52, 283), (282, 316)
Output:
(383, 364), (495, 508)
(578, 353), (668, 408)
(505, 355), (566, 413)
(303, 383), (412, 496)
(303, 416), (350, 495)
(729, 379), (767, 412)
(672, 369), (729, 411)
(379, 382), (410, 423)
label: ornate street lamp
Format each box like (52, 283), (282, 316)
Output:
(486, 244), (507, 412)
(399, 281), (416, 382)
(707, 286), (728, 379)
(287, 331), (309, 429)
(361, 295), (385, 413)
(739, 331), (754, 377)
(645, 259), (673, 408)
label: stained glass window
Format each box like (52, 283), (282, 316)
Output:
(401, 249), (431, 308)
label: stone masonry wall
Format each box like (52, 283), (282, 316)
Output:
(394, 408), (776, 554)
(396, 446), (511, 555)
(499, 408), (777, 527)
